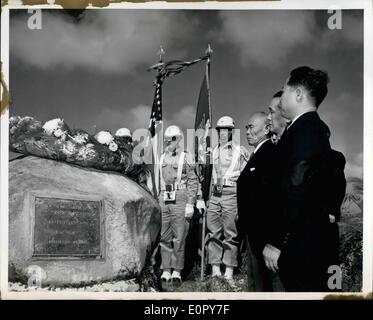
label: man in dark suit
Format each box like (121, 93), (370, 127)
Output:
(237, 112), (283, 291)
(262, 66), (345, 292)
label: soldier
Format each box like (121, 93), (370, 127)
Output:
(159, 125), (202, 284)
(207, 116), (249, 282)
(115, 128), (133, 148)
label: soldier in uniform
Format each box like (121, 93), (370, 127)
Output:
(114, 128), (133, 151)
(159, 125), (203, 284)
(115, 128), (133, 146)
(207, 116), (249, 281)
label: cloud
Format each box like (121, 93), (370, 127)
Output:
(92, 104), (151, 134)
(217, 11), (363, 68)
(10, 10), (191, 73)
(345, 152), (363, 179)
(93, 104), (195, 134)
(340, 13), (364, 45)
(217, 11), (316, 68)
(319, 91), (363, 163)
(128, 105), (153, 131)
(319, 12), (363, 51)
(172, 105), (196, 129)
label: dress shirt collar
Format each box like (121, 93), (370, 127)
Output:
(287, 110), (317, 129)
(254, 138), (270, 154)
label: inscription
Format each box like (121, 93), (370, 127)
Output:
(33, 197), (102, 258)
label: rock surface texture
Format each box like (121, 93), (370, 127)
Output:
(9, 156), (160, 286)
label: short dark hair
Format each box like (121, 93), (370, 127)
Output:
(287, 66), (329, 108)
(273, 90), (283, 98)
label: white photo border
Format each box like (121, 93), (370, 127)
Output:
(1, 0), (372, 300)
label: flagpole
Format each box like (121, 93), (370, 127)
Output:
(147, 47), (165, 199)
(206, 44), (212, 129)
(148, 46), (208, 200)
(200, 44), (213, 281)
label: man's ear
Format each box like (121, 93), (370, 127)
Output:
(295, 87), (303, 102)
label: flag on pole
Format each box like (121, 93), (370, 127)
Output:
(194, 46), (213, 202)
(148, 56), (209, 79)
(147, 47), (210, 197)
(147, 75), (164, 197)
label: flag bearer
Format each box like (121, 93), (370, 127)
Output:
(159, 125), (201, 284)
(207, 116), (249, 281)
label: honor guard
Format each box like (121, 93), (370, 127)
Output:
(159, 125), (201, 284)
(115, 127), (133, 147)
(207, 116), (249, 281)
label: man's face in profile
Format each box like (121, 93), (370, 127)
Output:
(246, 115), (269, 147)
(268, 96), (287, 135)
(279, 77), (296, 120)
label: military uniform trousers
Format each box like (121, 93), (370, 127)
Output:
(160, 189), (191, 271)
(207, 186), (239, 267)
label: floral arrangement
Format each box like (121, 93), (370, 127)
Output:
(9, 116), (149, 191)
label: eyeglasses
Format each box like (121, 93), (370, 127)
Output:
(165, 136), (177, 142)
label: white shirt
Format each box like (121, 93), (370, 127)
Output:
(212, 142), (248, 183)
(254, 138), (270, 154)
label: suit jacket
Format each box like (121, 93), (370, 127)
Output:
(272, 111), (344, 291)
(237, 139), (278, 257)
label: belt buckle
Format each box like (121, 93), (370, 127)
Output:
(164, 190), (176, 202)
(165, 184), (175, 192)
(164, 184), (176, 202)
(213, 184), (223, 197)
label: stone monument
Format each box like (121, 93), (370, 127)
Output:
(9, 156), (161, 286)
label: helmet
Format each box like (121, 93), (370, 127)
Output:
(164, 125), (183, 138)
(216, 116), (235, 129)
(115, 128), (132, 138)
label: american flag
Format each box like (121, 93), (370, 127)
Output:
(148, 56), (209, 81)
(147, 75), (164, 197)
(146, 51), (209, 197)
(149, 76), (163, 137)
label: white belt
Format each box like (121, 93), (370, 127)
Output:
(214, 179), (237, 187)
(160, 183), (187, 191)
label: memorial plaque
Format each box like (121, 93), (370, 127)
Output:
(33, 197), (102, 258)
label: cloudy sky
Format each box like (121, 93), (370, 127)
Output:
(9, 9), (363, 178)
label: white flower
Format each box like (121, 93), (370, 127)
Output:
(61, 141), (77, 156)
(73, 133), (89, 144)
(9, 116), (21, 126)
(19, 116), (35, 124)
(43, 118), (63, 136)
(10, 126), (18, 135)
(77, 143), (96, 160)
(53, 128), (65, 138)
(95, 131), (114, 145)
(109, 141), (118, 152)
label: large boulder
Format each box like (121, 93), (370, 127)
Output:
(9, 156), (160, 286)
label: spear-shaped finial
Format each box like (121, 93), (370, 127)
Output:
(205, 44), (213, 57)
(147, 46), (166, 72)
(158, 45), (165, 62)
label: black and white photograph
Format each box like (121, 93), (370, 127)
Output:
(0, 0), (372, 299)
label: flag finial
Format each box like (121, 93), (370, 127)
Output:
(205, 44), (213, 56)
(158, 46), (165, 62)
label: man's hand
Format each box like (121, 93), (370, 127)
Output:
(329, 214), (336, 223)
(263, 244), (281, 273)
(196, 199), (206, 214)
(185, 203), (194, 219)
